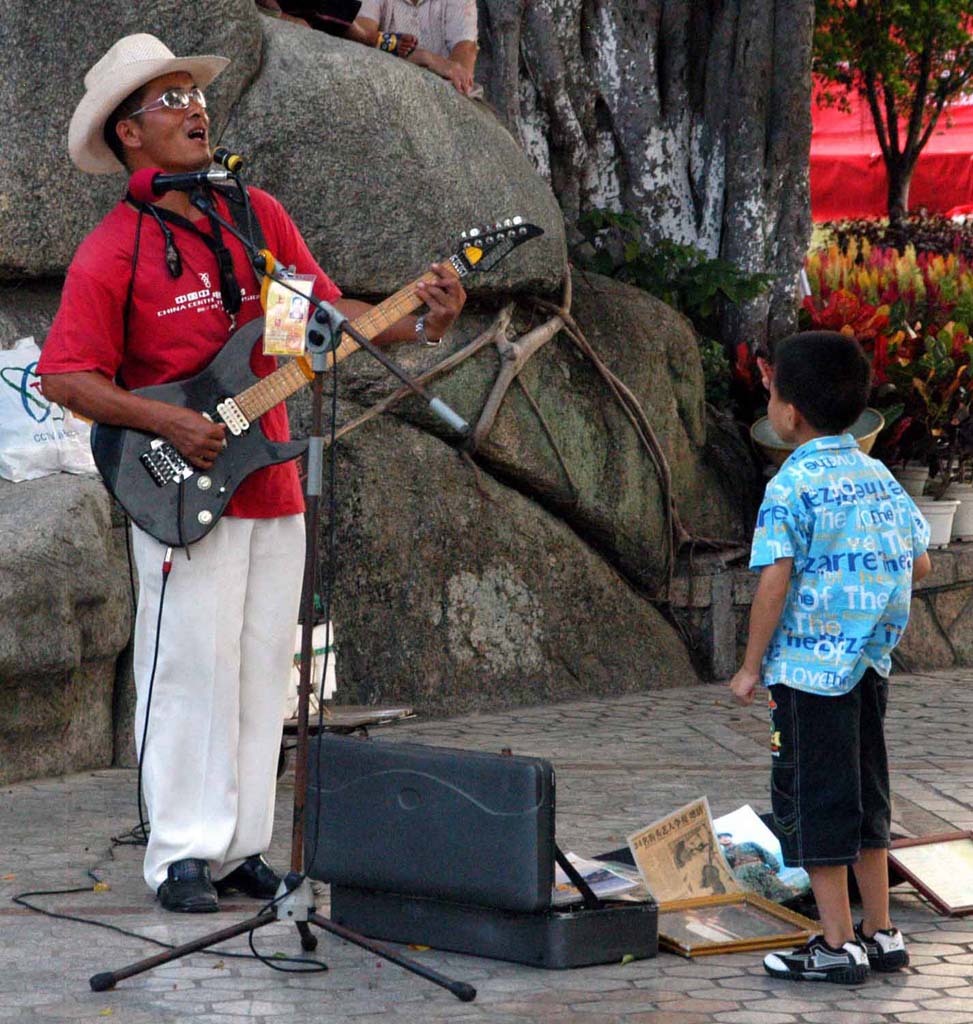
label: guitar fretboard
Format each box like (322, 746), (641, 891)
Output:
(233, 269), (444, 423)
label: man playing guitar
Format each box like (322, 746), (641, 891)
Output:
(39, 33), (465, 913)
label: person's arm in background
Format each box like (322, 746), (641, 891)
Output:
(415, 39), (476, 94)
(345, 18), (375, 45)
(351, 15), (417, 56)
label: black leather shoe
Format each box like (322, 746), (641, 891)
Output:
(157, 858), (219, 913)
(214, 855), (281, 899)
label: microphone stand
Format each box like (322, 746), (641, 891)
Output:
(88, 183), (476, 1004)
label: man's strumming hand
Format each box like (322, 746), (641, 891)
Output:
(160, 405), (226, 469)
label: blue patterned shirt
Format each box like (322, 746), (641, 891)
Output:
(750, 434), (930, 696)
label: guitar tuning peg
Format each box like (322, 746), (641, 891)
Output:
(503, 219), (512, 228)
(461, 231), (468, 239)
(513, 215), (523, 225)
(469, 227), (480, 238)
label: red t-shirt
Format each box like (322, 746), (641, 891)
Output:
(39, 187), (341, 518)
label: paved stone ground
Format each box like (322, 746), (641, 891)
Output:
(2, 670), (972, 1024)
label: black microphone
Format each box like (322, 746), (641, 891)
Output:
(129, 167), (230, 204)
(212, 147), (245, 173)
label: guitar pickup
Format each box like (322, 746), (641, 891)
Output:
(216, 398), (249, 436)
(140, 439), (193, 487)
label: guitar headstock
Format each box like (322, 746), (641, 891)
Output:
(448, 217), (544, 276)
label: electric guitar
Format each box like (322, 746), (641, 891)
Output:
(91, 218), (544, 547)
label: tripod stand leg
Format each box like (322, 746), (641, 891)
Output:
(296, 920), (318, 951)
(308, 912), (476, 1002)
(90, 910), (276, 991)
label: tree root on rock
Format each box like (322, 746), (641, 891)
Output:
(328, 267), (741, 603)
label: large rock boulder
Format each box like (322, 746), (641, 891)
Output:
(0, 4), (566, 295)
(0, 3), (759, 784)
(221, 16), (565, 297)
(292, 411), (698, 712)
(0, 475), (131, 783)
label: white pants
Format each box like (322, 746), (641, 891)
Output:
(131, 515), (305, 891)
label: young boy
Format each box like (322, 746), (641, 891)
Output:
(729, 331), (931, 984)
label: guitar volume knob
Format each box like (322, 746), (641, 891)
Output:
(197, 510), (213, 525)
(197, 476), (212, 491)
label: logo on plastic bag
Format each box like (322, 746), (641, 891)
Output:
(0, 359), (63, 424)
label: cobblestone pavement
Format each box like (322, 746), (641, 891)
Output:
(2, 670), (972, 1024)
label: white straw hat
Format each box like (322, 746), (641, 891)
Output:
(68, 33), (230, 174)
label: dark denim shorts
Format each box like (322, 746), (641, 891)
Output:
(768, 668), (891, 867)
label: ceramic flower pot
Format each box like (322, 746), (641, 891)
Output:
(946, 482), (973, 541)
(914, 497), (960, 548)
(893, 463), (930, 498)
(750, 408), (885, 468)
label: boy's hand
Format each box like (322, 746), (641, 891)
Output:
(729, 668), (760, 706)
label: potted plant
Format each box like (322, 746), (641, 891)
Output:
(893, 323), (973, 544)
(929, 405), (973, 541)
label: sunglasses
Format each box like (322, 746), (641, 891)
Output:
(128, 86), (207, 119)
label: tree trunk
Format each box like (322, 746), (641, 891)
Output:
(477, 0), (816, 351)
(886, 159), (914, 229)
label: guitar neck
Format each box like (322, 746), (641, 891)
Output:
(233, 268), (448, 423)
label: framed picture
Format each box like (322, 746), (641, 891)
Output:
(888, 832), (973, 916)
(657, 892), (816, 958)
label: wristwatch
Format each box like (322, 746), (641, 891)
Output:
(415, 314), (443, 347)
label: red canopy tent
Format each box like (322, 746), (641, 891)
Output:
(811, 80), (973, 221)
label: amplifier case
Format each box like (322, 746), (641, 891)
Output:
(305, 734), (658, 968)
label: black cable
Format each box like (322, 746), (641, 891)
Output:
(11, 889), (324, 970)
(10, 839), (324, 970)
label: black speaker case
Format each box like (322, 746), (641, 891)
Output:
(330, 884), (659, 969)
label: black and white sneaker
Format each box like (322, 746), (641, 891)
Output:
(764, 935), (869, 983)
(854, 921), (909, 971)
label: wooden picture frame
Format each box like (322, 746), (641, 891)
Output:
(889, 832), (973, 916)
(657, 892), (816, 958)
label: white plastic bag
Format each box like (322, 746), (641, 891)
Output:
(285, 621), (337, 719)
(0, 337), (97, 481)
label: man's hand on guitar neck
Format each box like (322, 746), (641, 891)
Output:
(334, 261), (466, 347)
(415, 262), (466, 341)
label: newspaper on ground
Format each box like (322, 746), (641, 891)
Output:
(552, 852), (646, 906)
(627, 797), (740, 904)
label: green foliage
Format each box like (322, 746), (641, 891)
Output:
(578, 208), (772, 339)
(576, 207), (773, 405)
(698, 338), (732, 407)
(814, 0), (973, 218)
(814, 0), (973, 110)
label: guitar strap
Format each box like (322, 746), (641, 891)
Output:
(122, 183), (268, 343)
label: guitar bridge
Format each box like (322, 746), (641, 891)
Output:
(216, 398), (249, 436)
(140, 439), (193, 487)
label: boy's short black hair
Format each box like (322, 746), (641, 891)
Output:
(773, 331), (871, 433)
